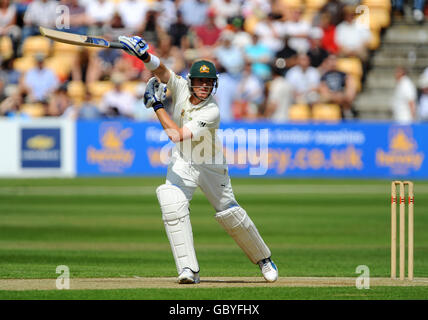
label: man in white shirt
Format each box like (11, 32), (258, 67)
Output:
(265, 64), (292, 122)
(335, 5), (371, 61)
(22, 0), (57, 40)
(286, 53), (320, 104)
(85, 0), (115, 27)
(392, 67), (417, 124)
(116, 0), (149, 32)
(100, 73), (136, 118)
(282, 8), (311, 53)
(119, 35), (278, 284)
(24, 54), (59, 102)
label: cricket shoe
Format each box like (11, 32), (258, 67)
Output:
(258, 258), (278, 282)
(177, 268), (200, 284)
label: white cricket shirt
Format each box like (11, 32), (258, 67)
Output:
(167, 69), (224, 164)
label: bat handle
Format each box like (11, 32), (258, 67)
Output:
(109, 41), (124, 49)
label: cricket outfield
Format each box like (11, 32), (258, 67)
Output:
(1, 178), (428, 300)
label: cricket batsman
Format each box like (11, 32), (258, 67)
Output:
(119, 35), (278, 284)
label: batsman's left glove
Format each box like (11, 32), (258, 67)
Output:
(118, 36), (149, 60)
(144, 77), (167, 111)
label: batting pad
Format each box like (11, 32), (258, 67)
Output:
(215, 206), (271, 264)
(156, 184), (199, 274)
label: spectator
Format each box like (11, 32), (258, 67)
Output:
(155, 35), (186, 75)
(179, 0), (209, 27)
(274, 35), (298, 76)
(244, 33), (274, 81)
(71, 48), (91, 83)
(229, 16), (252, 50)
(215, 69), (240, 122)
(214, 31), (244, 75)
(0, 57), (21, 92)
(282, 8), (312, 53)
(335, 6), (371, 62)
(307, 28), (329, 68)
(23, 54), (59, 103)
(391, 66), (417, 124)
(48, 84), (71, 116)
(0, 87), (30, 118)
(286, 53), (320, 105)
(417, 74), (428, 121)
(0, 74), (4, 101)
(319, 12), (339, 54)
(319, 54), (357, 118)
(62, 89), (102, 119)
(85, 0), (115, 28)
(116, 0), (149, 32)
(168, 10), (190, 49)
(102, 12), (133, 41)
(316, 0), (344, 26)
(140, 7), (167, 46)
(193, 9), (222, 49)
(253, 12), (285, 53)
(86, 47), (122, 82)
(153, 0), (177, 32)
(210, 0), (241, 28)
(100, 73), (136, 118)
(264, 64), (292, 122)
(393, 0), (425, 23)
(22, 0), (58, 41)
(61, 0), (88, 35)
(241, 0), (271, 18)
(78, 90), (102, 120)
(0, 0), (20, 58)
(233, 61), (265, 120)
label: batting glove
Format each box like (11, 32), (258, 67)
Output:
(144, 77), (167, 111)
(118, 36), (149, 60)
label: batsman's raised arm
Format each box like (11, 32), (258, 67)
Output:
(118, 36), (170, 83)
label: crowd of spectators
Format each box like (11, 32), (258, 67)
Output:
(0, 0), (408, 122)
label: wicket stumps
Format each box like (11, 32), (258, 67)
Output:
(391, 181), (414, 281)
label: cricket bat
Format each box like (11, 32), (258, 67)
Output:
(39, 26), (123, 49)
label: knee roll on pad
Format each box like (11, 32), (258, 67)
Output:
(156, 184), (199, 274)
(215, 206), (271, 264)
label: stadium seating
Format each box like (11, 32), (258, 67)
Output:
(22, 36), (51, 57)
(0, 36), (13, 60)
(52, 41), (80, 59)
(122, 81), (140, 95)
(13, 56), (36, 73)
(305, 0), (327, 10)
(288, 104), (311, 121)
(44, 56), (73, 81)
(336, 58), (363, 79)
(67, 81), (86, 104)
(88, 81), (114, 102)
(21, 103), (45, 117)
(280, 0), (303, 8)
(312, 103), (341, 121)
(362, 0), (391, 9)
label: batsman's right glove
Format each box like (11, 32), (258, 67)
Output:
(144, 77), (167, 111)
(118, 36), (149, 60)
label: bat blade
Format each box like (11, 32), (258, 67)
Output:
(39, 26), (123, 49)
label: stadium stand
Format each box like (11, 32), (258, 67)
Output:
(0, 0), (424, 122)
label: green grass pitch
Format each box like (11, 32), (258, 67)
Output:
(1, 177), (428, 300)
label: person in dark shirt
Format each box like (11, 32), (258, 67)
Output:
(319, 54), (357, 118)
(274, 35), (297, 76)
(168, 10), (190, 49)
(307, 28), (329, 68)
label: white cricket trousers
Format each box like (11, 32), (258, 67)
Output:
(165, 156), (238, 212)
